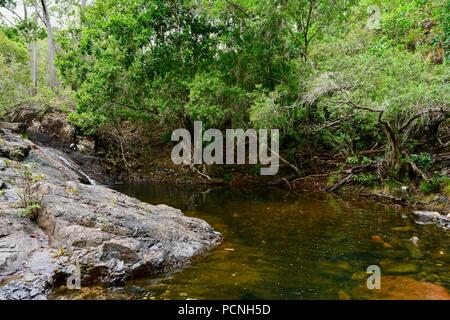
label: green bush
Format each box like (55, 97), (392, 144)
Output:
(223, 172), (233, 183)
(0, 30), (30, 118)
(346, 156), (360, 166)
(67, 111), (106, 136)
(419, 177), (441, 194)
(354, 174), (379, 186)
(249, 165), (261, 176)
(13, 164), (43, 220)
(409, 153), (433, 170)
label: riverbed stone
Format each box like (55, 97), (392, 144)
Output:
(405, 241), (425, 260)
(386, 263), (419, 274)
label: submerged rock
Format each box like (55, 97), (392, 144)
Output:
(385, 263), (419, 274)
(0, 130), (223, 299)
(352, 276), (450, 300)
(405, 240), (425, 260)
(371, 235), (394, 249)
(409, 236), (419, 246)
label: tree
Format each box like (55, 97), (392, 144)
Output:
(40, 0), (58, 90)
(283, 0), (337, 62)
(59, 0), (221, 127)
(0, 0), (44, 95)
(0, 29), (29, 116)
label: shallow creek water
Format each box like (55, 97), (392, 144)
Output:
(52, 183), (450, 300)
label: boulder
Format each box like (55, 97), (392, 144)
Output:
(37, 182), (223, 285)
(413, 210), (450, 229)
(0, 122), (26, 133)
(27, 113), (76, 148)
(0, 130), (223, 299)
(7, 102), (41, 126)
(0, 138), (31, 161)
(76, 138), (95, 155)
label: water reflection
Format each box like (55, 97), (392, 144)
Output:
(52, 183), (450, 300)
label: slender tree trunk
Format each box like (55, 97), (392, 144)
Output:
(41, 0), (58, 90)
(23, 1), (28, 20)
(30, 0), (39, 95)
(29, 42), (38, 94)
(81, 0), (87, 19)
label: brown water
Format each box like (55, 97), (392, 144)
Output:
(52, 183), (450, 300)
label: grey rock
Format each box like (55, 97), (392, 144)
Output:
(0, 216), (60, 300)
(0, 135), (31, 161)
(413, 210), (450, 230)
(0, 122), (25, 133)
(0, 130), (223, 299)
(409, 236), (419, 246)
(7, 102), (41, 125)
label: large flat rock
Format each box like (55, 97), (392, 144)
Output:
(0, 130), (223, 299)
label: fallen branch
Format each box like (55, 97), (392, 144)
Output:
(281, 178), (292, 191)
(409, 161), (429, 182)
(191, 165), (211, 181)
(437, 137), (450, 148)
(326, 174), (354, 192)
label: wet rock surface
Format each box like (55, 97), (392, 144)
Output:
(351, 276), (450, 300)
(413, 210), (450, 229)
(0, 130), (223, 300)
(0, 137), (31, 161)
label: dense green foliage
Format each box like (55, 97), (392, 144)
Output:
(1, 0), (449, 184)
(0, 30), (29, 117)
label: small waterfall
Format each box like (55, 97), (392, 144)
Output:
(55, 154), (97, 185)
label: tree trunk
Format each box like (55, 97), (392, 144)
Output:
(80, 0), (87, 21)
(41, 0), (58, 90)
(30, 0), (39, 95)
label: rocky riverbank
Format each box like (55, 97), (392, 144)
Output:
(0, 129), (223, 300)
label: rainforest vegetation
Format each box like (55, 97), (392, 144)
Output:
(0, 0), (449, 196)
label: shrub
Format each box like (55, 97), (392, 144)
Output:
(13, 163), (44, 220)
(354, 174), (379, 186)
(419, 177), (441, 194)
(249, 165), (261, 176)
(346, 156), (360, 166)
(223, 172), (233, 182)
(327, 174), (341, 186)
(67, 111), (106, 136)
(409, 153), (433, 170)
